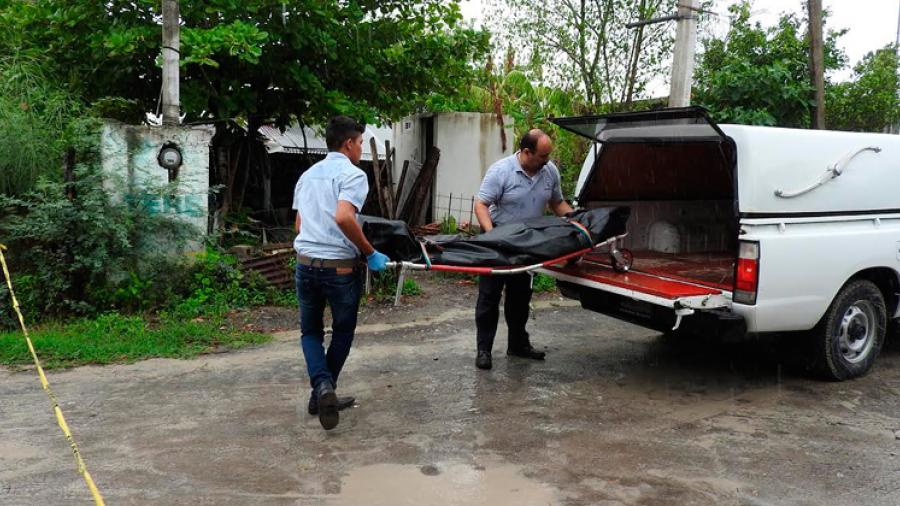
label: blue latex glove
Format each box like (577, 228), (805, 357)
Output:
(366, 250), (390, 272)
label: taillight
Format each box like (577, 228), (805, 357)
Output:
(734, 241), (759, 305)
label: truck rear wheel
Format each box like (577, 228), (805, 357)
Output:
(812, 279), (886, 381)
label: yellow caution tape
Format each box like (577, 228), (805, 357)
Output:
(0, 244), (106, 506)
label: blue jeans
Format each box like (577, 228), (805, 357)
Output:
(295, 263), (363, 391)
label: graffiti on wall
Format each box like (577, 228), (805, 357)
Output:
(132, 194), (206, 218)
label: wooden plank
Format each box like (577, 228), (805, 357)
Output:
(394, 160), (410, 217)
(415, 185), (432, 225)
(369, 138), (388, 217)
(400, 146), (440, 225)
(384, 142), (395, 209)
(381, 142), (395, 219)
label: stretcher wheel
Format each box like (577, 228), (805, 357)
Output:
(611, 248), (633, 273)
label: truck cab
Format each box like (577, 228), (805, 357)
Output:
(543, 107), (900, 380)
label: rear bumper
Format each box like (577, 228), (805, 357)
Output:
(558, 281), (747, 339)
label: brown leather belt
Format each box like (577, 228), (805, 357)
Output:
(296, 254), (359, 268)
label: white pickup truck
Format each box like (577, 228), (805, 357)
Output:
(543, 107), (900, 381)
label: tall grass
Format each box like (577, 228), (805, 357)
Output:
(0, 52), (83, 195)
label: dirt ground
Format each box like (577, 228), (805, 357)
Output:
(2, 273), (899, 505)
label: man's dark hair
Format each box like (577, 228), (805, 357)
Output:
(326, 116), (365, 151)
(518, 130), (544, 152)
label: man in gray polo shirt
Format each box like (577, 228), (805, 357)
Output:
(473, 129), (574, 370)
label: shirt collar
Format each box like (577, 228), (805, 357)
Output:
(513, 151), (546, 177)
(325, 152), (350, 162)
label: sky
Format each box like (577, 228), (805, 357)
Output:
(460, 0), (900, 83)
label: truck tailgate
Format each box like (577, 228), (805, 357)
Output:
(541, 258), (731, 313)
(546, 262), (720, 299)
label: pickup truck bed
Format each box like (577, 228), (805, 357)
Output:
(546, 251), (733, 299)
(618, 251), (734, 290)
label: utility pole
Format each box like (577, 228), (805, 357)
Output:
(161, 0), (180, 126)
(669, 0), (699, 107)
(808, 0), (825, 129)
(626, 1), (709, 107)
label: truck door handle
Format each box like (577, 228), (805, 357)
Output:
(774, 146), (882, 198)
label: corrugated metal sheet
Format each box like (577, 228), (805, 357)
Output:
(238, 243), (295, 290)
(259, 124), (392, 161)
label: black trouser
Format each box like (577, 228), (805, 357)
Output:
(475, 273), (532, 352)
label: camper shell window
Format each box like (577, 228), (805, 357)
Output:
(552, 107), (736, 202)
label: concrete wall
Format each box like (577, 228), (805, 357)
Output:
(101, 121), (214, 235)
(393, 112), (514, 224)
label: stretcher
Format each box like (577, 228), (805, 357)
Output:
(382, 231), (632, 305)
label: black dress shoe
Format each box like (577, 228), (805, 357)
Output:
(507, 345), (546, 360)
(476, 350), (492, 370)
(308, 396), (355, 415)
(314, 382), (339, 430)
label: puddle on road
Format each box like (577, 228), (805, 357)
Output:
(335, 461), (560, 505)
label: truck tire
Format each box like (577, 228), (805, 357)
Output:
(812, 279), (886, 381)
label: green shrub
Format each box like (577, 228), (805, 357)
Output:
(0, 163), (197, 326)
(164, 246), (305, 318)
(367, 270), (423, 303)
(401, 278), (422, 296)
(166, 248), (267, 319)
(439, 214), (458, 234)
(532, 273), (557, 293)
(267, 287), (297, 307)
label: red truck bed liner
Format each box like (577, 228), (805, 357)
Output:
(546, 251), (733, 300)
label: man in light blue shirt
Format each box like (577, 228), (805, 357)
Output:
(292, 116), (390, 430)
(472, 129), (573, 370)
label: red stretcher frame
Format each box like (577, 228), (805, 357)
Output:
(382, 233), (630, 306)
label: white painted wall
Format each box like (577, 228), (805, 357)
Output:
(101, 121), (214, 236)
(392, 112), (514, 224)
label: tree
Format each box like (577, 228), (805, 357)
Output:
(485, 0), (678, 110)
(693, 1), (846, 127)
(427, 52), (591, 197)
(0, 1), (489, 222)
(0, 1), (488, 130)
(807, 0), (826, 128)
(0, 52), (84, 195)
(826, 45), (900, 132)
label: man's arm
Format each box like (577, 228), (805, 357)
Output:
(474, 199), (494, 232)
(547, 163), (573, 217)
(294, 212), (301, 233)
(549, 199), (574, 217)
(476, 166), (502, 233)
(334, 200), (375, 257)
